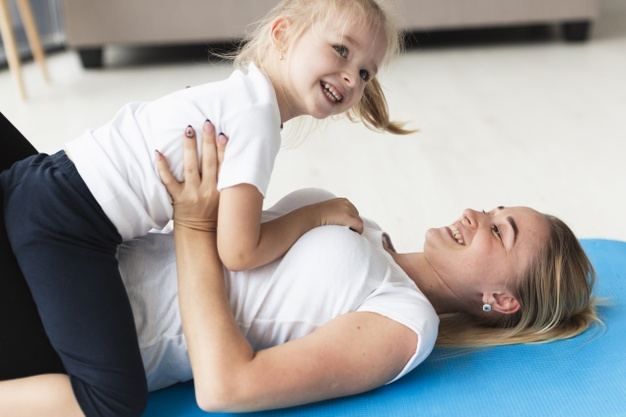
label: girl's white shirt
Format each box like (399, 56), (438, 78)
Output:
(118, 189), (439, 391)
(66, 63), (282, 240)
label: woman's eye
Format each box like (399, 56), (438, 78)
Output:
(492, 225), (501, 239)
(333, 44), (348, 58)
(359, 69), (370, 81)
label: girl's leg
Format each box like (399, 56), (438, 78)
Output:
(1, 111), (64, 378)
(0, 196), (66, 378)
(0, 374), (84, 417)
(0, 112), (37, 172)
(1, 153), (148, 417)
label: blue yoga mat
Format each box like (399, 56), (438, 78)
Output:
(143, 239), (626, 417)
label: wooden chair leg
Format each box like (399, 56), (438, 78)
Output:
(0, 0), (27, 100)
(15, 0), (49, 82)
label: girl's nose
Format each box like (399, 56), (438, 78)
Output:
(342, 66), (358, 85)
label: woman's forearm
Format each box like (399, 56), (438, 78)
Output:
(173, 225), (255, 411)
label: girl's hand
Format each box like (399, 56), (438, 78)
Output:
(156, 120), (228, 231)
(307, 198), (364, 234)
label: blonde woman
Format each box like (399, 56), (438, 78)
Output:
(155, 124), (601, 412)
(1, 121), (600, 414)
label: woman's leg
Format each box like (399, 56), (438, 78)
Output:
(0, 112), (64, 378)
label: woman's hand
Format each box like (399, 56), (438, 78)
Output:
(156, 120), (228, 231)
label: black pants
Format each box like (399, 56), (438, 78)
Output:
(0, 112), (64, 377)
(0, 113), (148, 417)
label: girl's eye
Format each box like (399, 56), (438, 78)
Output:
(333, 44), (348, 58)
(359, 69), (370, 81)
(492, 225), (501, 239)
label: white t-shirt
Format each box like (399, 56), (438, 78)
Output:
(118, 189), (439, 391)
(66, 64), (282, 240)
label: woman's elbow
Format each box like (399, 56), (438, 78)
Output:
(194, 382), (243, 413)
(195, 392), (227, 413)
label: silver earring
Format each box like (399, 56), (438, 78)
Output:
(482, 303), (492, 312)
(279, 52), (284, 60)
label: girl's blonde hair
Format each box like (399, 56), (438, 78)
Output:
(436, 214), (603, 349)
(233, 0), (413, 135)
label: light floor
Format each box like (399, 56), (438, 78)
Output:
(1, 1), (625, 252)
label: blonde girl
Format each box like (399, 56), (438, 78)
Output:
(216, 0), (412, 271)
(1, 1), (409, 415)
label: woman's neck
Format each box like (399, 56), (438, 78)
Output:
(390, 252), (466, 315)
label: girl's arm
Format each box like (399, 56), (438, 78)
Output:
(157, 125), (417, 413)
(218, 185), (364, 271)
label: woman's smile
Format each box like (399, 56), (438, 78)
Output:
(447, 224), (465, 245)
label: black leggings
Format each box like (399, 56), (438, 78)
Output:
(0, 112), (64, 377)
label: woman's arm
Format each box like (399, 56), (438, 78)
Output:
(157, 124), (417, 412)
(218, 185), (364, 271)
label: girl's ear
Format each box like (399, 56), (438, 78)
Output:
(270, 16), (291, 53)
(489, 292), (521, 315)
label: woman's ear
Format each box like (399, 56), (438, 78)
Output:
(270, 16), (291, 54)
(490, 292), (521, 315)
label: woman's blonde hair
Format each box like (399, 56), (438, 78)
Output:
(436, 214), (603, 349)
(233, 0), (413, 135)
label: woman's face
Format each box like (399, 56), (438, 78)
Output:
(424, 206), (550, 291)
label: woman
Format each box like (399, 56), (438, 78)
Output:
(153, 124), (602, 411)
(1, 119), (601, 414)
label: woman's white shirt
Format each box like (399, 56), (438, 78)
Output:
(118, 189), (438, 391)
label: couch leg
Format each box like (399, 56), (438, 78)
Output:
(78, 47), (103, 68)
(562, 21), (591, 42)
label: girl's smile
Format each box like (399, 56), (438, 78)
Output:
(321, 81), (344, 103)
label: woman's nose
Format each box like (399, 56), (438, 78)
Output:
(462, 208), (481, 228)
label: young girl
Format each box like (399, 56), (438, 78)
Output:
(1, 1), (408, 415)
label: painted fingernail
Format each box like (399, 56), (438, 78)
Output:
(217, 133), (228, 145)
(154, 149), (163, 160)
(185, 125), (194, 138)
(203, 119), (212, 132)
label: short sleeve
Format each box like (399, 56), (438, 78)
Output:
(357, 268), (439, 383)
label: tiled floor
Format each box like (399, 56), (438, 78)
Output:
(1, 1), (625, 251)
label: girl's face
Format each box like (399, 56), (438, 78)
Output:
(423, 207), (550, 293)
(279, 13), (388, 121)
